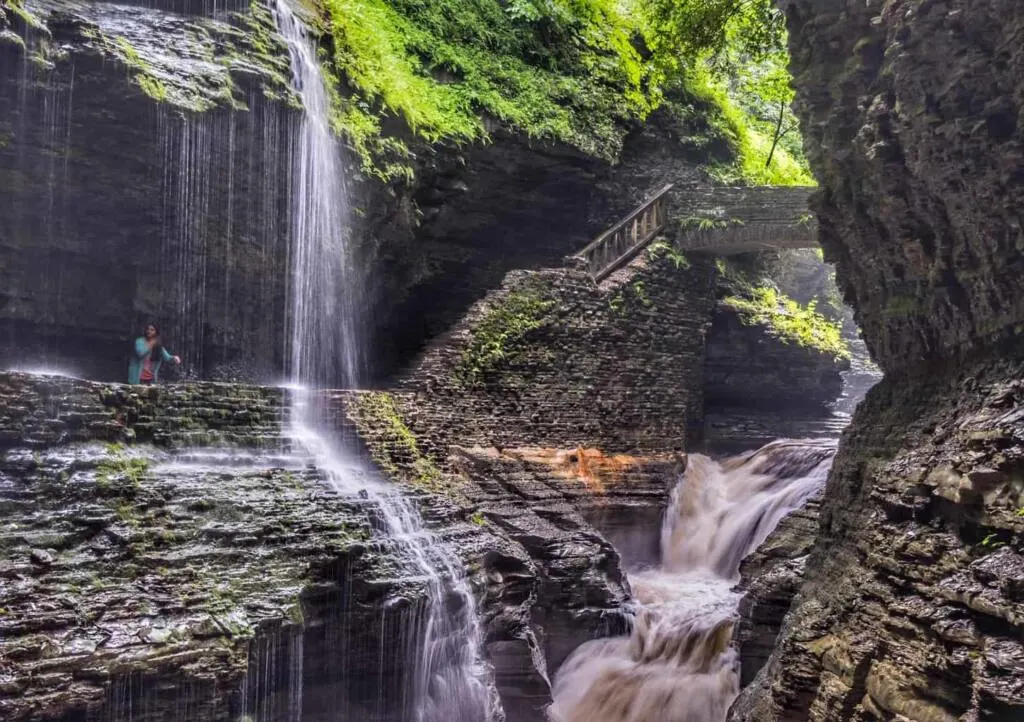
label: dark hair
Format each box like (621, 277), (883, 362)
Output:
(144, 324), (163, 361)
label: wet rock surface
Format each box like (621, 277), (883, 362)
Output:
(734, 495), (820, 688)
(731, 349), (1024, 721)
(451, 446), (679, 722)
(0, 373), (665, 721)
(0, 0), (298, 382)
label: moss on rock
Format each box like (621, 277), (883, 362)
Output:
(718, 259), (849, 360)
(348, 391), (449, 493)
(457, 287), (554, 385)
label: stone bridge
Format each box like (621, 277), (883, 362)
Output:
(674, 186), (817, 256)
(574, 185), (817, 281)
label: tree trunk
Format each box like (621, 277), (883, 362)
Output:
(766, 97), (786, 168)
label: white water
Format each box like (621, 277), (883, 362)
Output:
(273, 0), (359, 390)
(550, 439), (835, 722)
(289, 414), (494, 721)
(271, 2), (493, 719)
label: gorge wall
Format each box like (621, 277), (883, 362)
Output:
(0, 0), (726, 385)
(732, 1), (1024, 719)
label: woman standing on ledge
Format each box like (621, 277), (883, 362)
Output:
(128, 323), (181, 385)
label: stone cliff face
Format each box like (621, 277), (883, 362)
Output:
(781, 0), (1024, 373)
(732, 1), (1024, 719)
(0, 372), (676, 721)
(734, 350), (1024, 721)
(0, 0), (298, 381)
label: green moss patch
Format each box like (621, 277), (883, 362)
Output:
(349, 392), (447, 492)
(458, 287), (554, 384)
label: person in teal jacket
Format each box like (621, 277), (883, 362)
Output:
(128, 323), (182, 384)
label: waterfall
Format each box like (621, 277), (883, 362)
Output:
(270, 1), (494, 719)
(550, 439), (835, 722)
(272, 0), (358, 389)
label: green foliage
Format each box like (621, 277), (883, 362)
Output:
(318, 0), (651, 177)
(111, 36), (171, 103)
(980, 533), (1006, 549)
(643, 0), (783, 64)
(3, 0), (47, 34)
(680, 64), (811, 185)
(647, 239), (691, 270)
(640, 0), (812, 185)
(722, 270), (849, 360)
(458, 288), (553, 383)
(632, 280), (652, 307)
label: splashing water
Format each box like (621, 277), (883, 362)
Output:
(270, 2), (494, 719)
(550, 439), (835, 722)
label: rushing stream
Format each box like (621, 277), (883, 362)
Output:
(271, 1), (493, 719)
(550, 439), (836, 722)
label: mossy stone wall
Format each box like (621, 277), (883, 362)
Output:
(397, 249), (717, 453)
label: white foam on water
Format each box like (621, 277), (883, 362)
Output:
(551, 439), (835, 722)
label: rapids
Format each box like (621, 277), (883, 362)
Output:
(550, 439), (835, 722)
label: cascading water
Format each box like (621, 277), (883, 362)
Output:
(272, 0), (358, 390)
(270, 2), (494, 719)
(550, 439), (836, 722)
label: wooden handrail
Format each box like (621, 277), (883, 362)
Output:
(575, 183), (674, 281)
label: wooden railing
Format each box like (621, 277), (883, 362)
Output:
(574, 183), (673, 282)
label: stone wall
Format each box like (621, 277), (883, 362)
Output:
(398, 250), (717, 454)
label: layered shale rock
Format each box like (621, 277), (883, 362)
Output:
(732, 1), (1024, 719)
(0, 373), (667, 722)
(398, 252), (716, 453)
(733, 350), (1024, 721)
(782, 0), (1024, 373)
(704, 306), (847, 412)
(0, 374), (520, 722)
